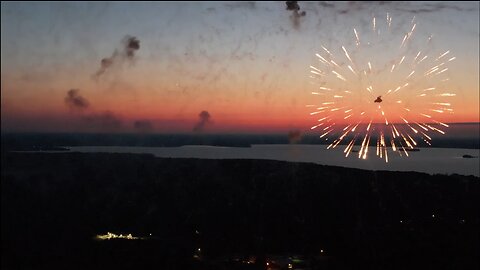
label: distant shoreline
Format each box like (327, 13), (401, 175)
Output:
(55, 145), (480, 177)
(8, 144), (479, 177)
(2, 131), (479, 150)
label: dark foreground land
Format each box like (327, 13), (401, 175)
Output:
(1, 152), (479, 270)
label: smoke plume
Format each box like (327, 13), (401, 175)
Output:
(65, 89), (89, 110)
(193, 111), (211, 132)
(93, 35), (140, 80)
(286, 1), (306, 30)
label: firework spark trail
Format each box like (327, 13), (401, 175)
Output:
(387, 13), (392, 28)
(359, 133), (369, 158)
(309, 13), (454, 162)
(342, 46), (354, 64)
(354, 28), (360, 46)
(344, 138), (356, 157)
(363, 135), (370, 159)
(332, 70), (347, 81)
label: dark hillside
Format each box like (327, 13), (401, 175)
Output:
(2, 152), (479, 269)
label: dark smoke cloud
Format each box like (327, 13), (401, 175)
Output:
(93, 35), (140, 80)
(286, 1), (306, 30)
(124, 36), (140, 57)
(288, 130), (303, 144)
(286, 1), (300, 11)
(64, 89), (89, 110)
(134, 120), (153, 132)
(82, 111), (123, 130)
(315, 1), (476, 15)
(193, 110), (211, 132)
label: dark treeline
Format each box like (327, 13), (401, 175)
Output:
(1, 152), (479, 270)
(2, 132), (479, 150)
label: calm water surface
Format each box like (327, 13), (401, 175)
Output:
(66, 145), (480, 177)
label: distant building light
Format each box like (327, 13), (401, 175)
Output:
(288, 263), (293, 269)
(95, 232), (140, 240)
(320, 249), (324, 253)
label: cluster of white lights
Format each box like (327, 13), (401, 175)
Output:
(95, 232), (141, 240)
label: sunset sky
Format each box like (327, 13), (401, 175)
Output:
(1, 1), (479, 133)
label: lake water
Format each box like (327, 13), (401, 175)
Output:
(66, 145), (480, 177)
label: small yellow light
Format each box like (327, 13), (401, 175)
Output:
(288, 263), (293, 269)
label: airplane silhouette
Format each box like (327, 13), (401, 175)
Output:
(374, 96), (382, 103)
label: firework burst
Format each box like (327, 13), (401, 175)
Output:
(308, 13), (455, 162)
